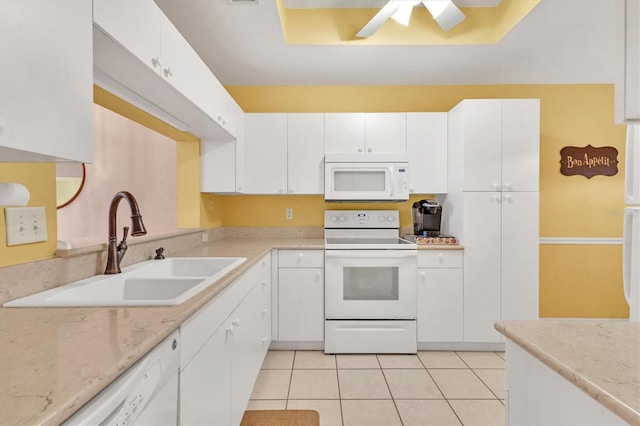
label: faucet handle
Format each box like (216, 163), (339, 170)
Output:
(154, 247), (165, 260)
(121, 226), (129, 243)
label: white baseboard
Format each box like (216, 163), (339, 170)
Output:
(539, 237), (623, 245)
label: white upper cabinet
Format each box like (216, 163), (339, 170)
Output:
(93, 0), (161, 74)
(0, 0), (93, 162)
(406, 113), (447, 194)
(287, 114), (324, 194)
(158, 12), (197, 102)
(243, 114), (288, 194)
(615, 0), (640, 123)
(449, 99), (539, 192)
(239, 113), (324, 195)
(365, 113), (407, 154)
(324, 113), (365, 154)
(325, 113), (406, 155)
(93, 0), (236, 140)
(195, 57), (240, 138)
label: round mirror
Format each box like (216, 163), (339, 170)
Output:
(56, 163), (86, 209)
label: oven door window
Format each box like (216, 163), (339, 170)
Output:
(343, 267), (399, 300)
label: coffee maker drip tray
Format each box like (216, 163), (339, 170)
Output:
(402, 234), (458, 245)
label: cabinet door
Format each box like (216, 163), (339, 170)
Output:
(200, 139), (236, 193)
(501, 192), (539, 321)
(244, 113), (288, 193)
(324, 113), (365, 154)
(407, 113), (447, 194)
(463, 100), (502, 192)
(288, 113), (325, 194)
(365, 113), (407, 154)
(417, 268), (463, 342)
(180, 324), (231, 426)
(93, 0), (162, 74)
(502, 100), (540, 192)
(230, 286), (264, 426)
(196, 57), (227, 132)
(463, 192), (502, 343)
(159, 12), (197, 103)
(278, 268), (325, 342)
(0, 0), (93, 162)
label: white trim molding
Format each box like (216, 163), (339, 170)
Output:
(539, 237), (623, 245)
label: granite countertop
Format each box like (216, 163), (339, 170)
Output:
(495, 320), (640, 425)
(0, 238), (323, 426)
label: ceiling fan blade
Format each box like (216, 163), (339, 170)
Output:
(356, 1), (400, 38)
(422, 0), (465, 31)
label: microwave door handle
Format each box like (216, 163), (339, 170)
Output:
(325, 251), (416, 258)
(389, 167), (394, 197)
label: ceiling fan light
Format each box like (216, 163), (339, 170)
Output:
(422, 0), (466, 31)
(390, 1), (419, 26)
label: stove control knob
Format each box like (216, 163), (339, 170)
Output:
(339, 215), (347, 222)
(387, 215), (395, 222)
(330, 216), (338, 222)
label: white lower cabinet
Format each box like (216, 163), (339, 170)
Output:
(417, 251), (464, 342)
(179, 254), (271, 426)
(276, 250), (324, 342)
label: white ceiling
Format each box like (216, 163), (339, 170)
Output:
(154, 0), (618, 86)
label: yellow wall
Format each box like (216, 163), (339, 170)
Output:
(0, 164), (57, 267)
(0, 83), (628, 318)
(225, 84), (628, 318)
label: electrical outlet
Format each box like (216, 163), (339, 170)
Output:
(285, 208), (293, 220)
(207, 199), (214, 213)
(202, 232), (209, 243)
(4, 206), (47, 246)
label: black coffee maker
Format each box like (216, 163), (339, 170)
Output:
(412, 199), (442, 237)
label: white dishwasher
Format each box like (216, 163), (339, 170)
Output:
(64, 330), (180, 426)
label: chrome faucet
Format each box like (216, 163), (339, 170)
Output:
(105, 191), (147, 274)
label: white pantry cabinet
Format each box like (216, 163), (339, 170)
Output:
(406, 113), (448, 194)
(455, 189), (539, 343)
(448, 99), (540, 192)
(324, 113), (406, 155)
(276, 250), (324, 342)
(417, 251), (463, 343)
(180, 254), (271, 426)
(93, 0), (234, 140)
(444, 98), (540, 344)
(0, 0), (93, 162)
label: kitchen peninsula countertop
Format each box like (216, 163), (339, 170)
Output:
(495, 320), (640, 425)
(0, 238), (323, 426)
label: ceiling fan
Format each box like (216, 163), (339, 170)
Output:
(356, 0), (466, 38)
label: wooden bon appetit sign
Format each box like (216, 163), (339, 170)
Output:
(559, 145), (619, 179)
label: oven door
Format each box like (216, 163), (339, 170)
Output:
(325, 250), (417, 319)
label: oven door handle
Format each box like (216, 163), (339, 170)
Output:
(325, 251), (416, 259)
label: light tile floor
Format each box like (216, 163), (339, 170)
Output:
(247, 350), (506, 426)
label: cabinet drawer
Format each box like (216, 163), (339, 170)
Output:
(278, 250), (324, 268)
(417, 251), (463, 268)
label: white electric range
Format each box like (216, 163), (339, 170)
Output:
(323, 210), (418, 354)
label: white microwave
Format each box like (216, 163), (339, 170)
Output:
(324, 155), (410, 202)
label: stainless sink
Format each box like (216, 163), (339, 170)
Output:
(3, 257), (247, 307)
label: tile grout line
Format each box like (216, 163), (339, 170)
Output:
(377, 354), (405, 426)
(285, 351), (296, 408)
(334, 355), (345, 426)
(418, 352), (465, 426)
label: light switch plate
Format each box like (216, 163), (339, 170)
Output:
(4, 207), (47, 246)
